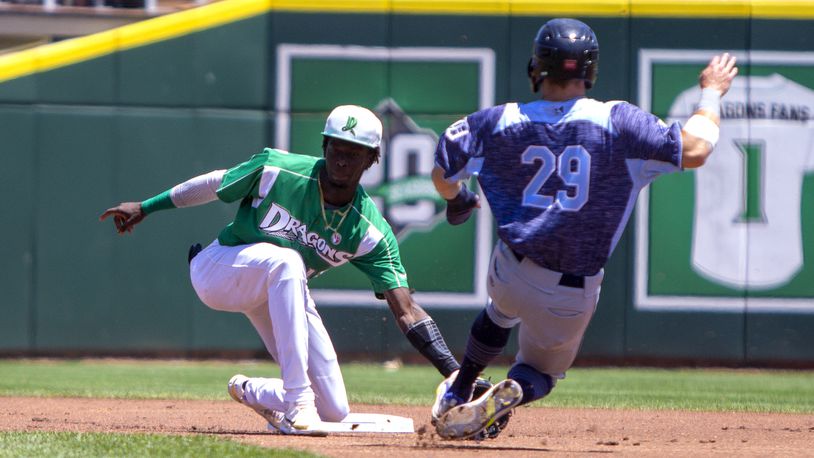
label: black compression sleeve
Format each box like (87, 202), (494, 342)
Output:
(405, 318), (460, 377)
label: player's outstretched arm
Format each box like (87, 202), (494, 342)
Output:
(383, 287), (460, 377)
(99, 170), (225, 235)
(681, 53), (739, 169)
(382, 287), (428, 331)
(100, 202), (145, 234)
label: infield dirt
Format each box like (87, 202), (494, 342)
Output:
(2, 397), (813, 456)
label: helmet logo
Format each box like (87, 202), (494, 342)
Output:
(563, 59), (577, 71)
(342, 116), (358, 136)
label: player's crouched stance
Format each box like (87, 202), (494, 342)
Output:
(101, 105), (462, 437)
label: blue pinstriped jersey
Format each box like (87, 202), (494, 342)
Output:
(435, 98), (683, 276)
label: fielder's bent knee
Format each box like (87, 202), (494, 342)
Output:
(320, 400), (350, 422)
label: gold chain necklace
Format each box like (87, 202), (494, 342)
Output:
(317, 176), (351, 236)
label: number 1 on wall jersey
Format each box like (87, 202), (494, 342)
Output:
(734, 139), (767, 223)
(521, 145), (591, 211)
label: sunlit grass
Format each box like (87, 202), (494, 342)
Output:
(0, 431), (321, 458)
(1, 359), (812, 413)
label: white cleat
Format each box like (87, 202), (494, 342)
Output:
(227, 374), (285, 432)
(278, 402), (329, 437)
(227, 374), (250, 403)
(435, 378), (523, 440)
(431, 370), (467, 426)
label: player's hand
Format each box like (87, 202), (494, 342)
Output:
(446, 183), (480, 225)
(699, 53), (738, 96)
(99, 202), (145, 234)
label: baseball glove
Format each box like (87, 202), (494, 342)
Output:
(469, 377), (513, 440)
(188, 243), (202, 264)
(445, 183), (479, 225)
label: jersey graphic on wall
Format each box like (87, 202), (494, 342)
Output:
(275, 44), (496, 307)
(636, 49), (814, 313)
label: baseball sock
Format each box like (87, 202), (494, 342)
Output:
(507, 363), (553, 405)
(451, 309), (512, 400)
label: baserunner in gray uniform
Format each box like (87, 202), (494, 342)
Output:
(101, 105), (459, 436)
(429, 18), (739, 440)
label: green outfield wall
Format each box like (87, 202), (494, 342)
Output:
(1, 0), (813, 366)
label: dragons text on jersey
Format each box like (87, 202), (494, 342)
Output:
(216, 148), (409, 294)
(259, 202), (353, 266)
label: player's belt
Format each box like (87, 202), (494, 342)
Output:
(510, 249), (585, 289)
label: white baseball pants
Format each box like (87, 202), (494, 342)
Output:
(189, 240), (349, 421)
(485, 240), (604, 379)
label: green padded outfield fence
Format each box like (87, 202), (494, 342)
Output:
(1, 0), (812, 365)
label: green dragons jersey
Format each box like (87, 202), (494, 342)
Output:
(216, 148), (408, 294)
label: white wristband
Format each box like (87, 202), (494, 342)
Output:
(697, 87), (722, 118)
(683, 114), (720, 148)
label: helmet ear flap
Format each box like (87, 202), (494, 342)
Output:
(583, 48), (599, 89)
(527, 57), (543, 93)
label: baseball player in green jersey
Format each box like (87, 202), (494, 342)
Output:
(100, 105), (460, 436)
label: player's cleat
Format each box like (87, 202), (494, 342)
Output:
(227, 374), (285, 432)
(434, 391), (467, 427)
(431, 370), (466, 425)
(435, 378), (523, 440)
(263, 410), (286, 433)
(473, 408), (513, 440)
(227, 374), (250, 403)
(470, 377), (512, 440)
(278, 401), (328, 437)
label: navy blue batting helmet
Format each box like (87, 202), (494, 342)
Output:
(527, 18), (599, 92)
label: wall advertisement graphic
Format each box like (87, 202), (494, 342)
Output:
(276, 44), (496, 308)
(636, 49), (814, 313)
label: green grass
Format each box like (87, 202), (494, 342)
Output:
(0, 431), (318, 458)
(0, 359), (269, 400)
(1, 359), (812, 413)
(542, 367), (814, 413)
(1, 360), (812, 455)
